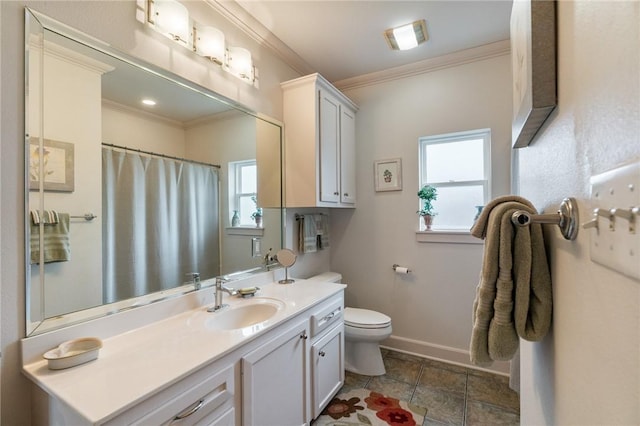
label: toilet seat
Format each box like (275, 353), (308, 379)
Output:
(344, 307), (391, 329)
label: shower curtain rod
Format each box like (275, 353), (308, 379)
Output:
(102, 143), (221, 169)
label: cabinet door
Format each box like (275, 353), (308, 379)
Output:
(311, 323), (345, 419)
(339, 107), (356, 205)
(242, 319), (309, 426)
(318, 89), (341, 204)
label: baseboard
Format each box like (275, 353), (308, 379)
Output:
(381, 335), (511, 376)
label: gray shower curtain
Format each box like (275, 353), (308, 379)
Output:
(102, 148), (220, 304)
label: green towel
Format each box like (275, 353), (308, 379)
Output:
(298, 215), (317, 253)
(30, 212), (70, 264)
(469, 196), (552, 366)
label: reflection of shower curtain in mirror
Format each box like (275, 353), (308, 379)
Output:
(102, 148), (220, 304)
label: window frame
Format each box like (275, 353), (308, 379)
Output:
(418, 128), (492, 233)
(229, 159), (257, 226)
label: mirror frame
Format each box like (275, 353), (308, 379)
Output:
(24, 8), (285, 337)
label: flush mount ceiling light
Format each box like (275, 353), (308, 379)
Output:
(384, 19), (428, 51)
(142, 99), (157, 106)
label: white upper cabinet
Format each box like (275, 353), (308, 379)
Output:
(282, 74), (358, 208)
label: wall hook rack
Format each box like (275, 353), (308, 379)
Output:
(511, 197), (579, 241)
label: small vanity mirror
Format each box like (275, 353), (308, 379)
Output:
(276, 249), (297, 284)
(25, 9), (284, 336)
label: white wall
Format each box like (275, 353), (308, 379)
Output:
(0, 2), (299, 424)
(102, 103), (187, 156)
(333, 54), (513, 370)
(518, 2), (640, 425)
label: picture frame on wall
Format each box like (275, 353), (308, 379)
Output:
(374, 158), (402, 192)
(511, 0), (557, 148)
(29, 138), (75, 192)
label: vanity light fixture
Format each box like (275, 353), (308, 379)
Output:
(149, 0), (190, 45)
(194, 25), (225, 65)
(384, 19), (428, 51)
(227, 47), (254, 82)
(139, 0), (259, 87)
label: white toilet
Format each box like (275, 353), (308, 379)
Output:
(307, 272), (392, 376)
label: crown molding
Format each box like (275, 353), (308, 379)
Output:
(29, 36), (115, 76)
(203, 0), (315, 76)
(333, 39), (511, 91)
(198, 3), (510, 92)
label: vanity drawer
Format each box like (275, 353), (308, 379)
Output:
(104, 363), (236, 426)
(310, 294), (343, 338)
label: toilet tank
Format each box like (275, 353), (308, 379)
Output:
(307, 272), (342, 283)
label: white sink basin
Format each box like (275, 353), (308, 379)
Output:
(201, 298), (285, 331)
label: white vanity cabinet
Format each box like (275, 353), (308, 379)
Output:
(103, 362), (237, 426)
(242, 292), (345, 425)
(282, 73), (358, 208)
(310, 323), (344, 419)
(308, 294), (345, 420)
(241, 318), (309, 425)
(23, 283), (346, 426)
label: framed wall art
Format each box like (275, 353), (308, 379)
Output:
(511, 0), (557, 148)
(29, 138), (75, 192)
(374, 158), (402, 192)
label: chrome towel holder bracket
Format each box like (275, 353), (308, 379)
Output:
(511, 197), (579, 241)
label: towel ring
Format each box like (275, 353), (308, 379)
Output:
(511, 197), (579, 241)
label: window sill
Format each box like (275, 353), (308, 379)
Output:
(226, 226), (264, 237)
(415, 229), (482, 244)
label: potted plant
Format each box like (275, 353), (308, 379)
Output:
(417, 184), (437, 230)
(250, 196), (263, 227)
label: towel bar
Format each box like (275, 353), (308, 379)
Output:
(294, 213), (327, 220)
(70, 213), (97, 221)
(511, 197), (579, 241)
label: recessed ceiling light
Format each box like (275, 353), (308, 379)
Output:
(384, 19), (428, 51)
(142, 99), (157, 106)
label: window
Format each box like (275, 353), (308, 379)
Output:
(229, 160), (257, 226)
(418, 129), (491, 231)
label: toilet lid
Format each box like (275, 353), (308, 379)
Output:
(344, 307), (391, 329)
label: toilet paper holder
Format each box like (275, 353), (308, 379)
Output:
(392, 264), (411, 274)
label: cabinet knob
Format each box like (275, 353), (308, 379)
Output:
(334, 191), (339, 196)
(319, 351), (326, 357)
(300, 332), (308, 340)
(344, 193), (349, 197)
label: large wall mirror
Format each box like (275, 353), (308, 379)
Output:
(25, 9), (283, 336)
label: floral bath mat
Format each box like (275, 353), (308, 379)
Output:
(313, 388), (427, 426)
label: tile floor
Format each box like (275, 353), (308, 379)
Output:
(339, 348), (520, 425)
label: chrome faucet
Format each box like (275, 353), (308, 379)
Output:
(207, 276), (236, 312)
(186, 272), (201, 290)
(263, 248), (277, 271)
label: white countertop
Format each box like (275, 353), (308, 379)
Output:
(22, 279), (345, 424)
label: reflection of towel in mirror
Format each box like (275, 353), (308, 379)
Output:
(298, 214), (317, 253)
(30, 209), (59, 225)
(315, 214), (330, 249)
(30, 211), (70, 264)
(468, 196), (552, 367)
